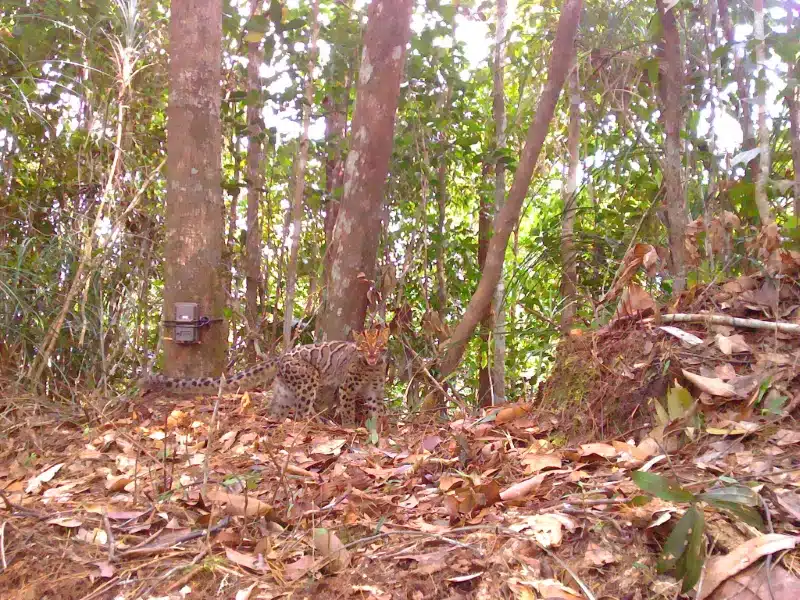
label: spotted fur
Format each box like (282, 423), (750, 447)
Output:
(140, 328), (389, 426)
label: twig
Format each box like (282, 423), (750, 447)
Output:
(117, 516), (231, 558)
(0, 520), (7, 570)
(647, 313), (800, 334)
(103, 512), (116, 563)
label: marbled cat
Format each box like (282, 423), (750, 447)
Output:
(140, 328), (389, 426)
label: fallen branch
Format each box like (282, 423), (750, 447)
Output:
(647, 313), (800, 334)
(117, 516), (232, 558)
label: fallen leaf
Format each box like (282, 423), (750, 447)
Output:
(715, 334), (751, 355)
(312, 528), (351, 573)
(311, 438), (347, 455)
(711, 563), (800, 599)
(584, 542), (617, 567)
(46, 517), (83, 528)
(682, 370), (736, 397)
(284, 555), (315, 581)
(207, 488), (275, 519)
(421, 435), (442, 451)
(225, 547), (265, 572)
(496, 404), (531, 425)
(696, 533), (798, 600)
(521, 453), (562, 474)
(25, 463), (64, 494)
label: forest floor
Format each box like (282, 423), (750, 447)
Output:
(3, 273), (800, 599)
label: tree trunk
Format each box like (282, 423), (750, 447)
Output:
(788, 3), (800, 219)
(163, 0), (226, 376)
(319, 4), (354, 340)
(560, 58), (580, 333)
(321, 0), (414, 340)
(284, 0), (320, 350)
(477, 163), (493, 407)
(753, 0), (773, 225)
(245, 0), (264, 354)
(718, 0), (758, 183)
(439, 0), (582, 377)
(491, 0), (508, 404)
(655, 0), (688, 293)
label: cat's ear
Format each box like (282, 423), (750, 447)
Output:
(379, 327), (389, 344)
(352, 330), (364, 343)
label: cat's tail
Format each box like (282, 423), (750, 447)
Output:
(138, 359), (279, 395)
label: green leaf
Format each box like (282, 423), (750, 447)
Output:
(657, 507), (695, 572)
(705, 499), (764, 530)
(711, 42), (733, 62)
(677, 506), (706, 593)
(632, 471), (696, 504)
(698, 484), (759, 507)
(284, 17), (305, 30)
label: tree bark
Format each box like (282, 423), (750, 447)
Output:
(439, 0), (582, 377)
(245, 0), (264, 353)
(655, 0), (688, 293)
(491, 0), (508, 404)
(321, 0), (414, 340)
(163, 0), (226, 376)
(753, 0), (773, 224)
(319, 3), (354, 340)
(284, 0), (320, 349)
(477, 164), (493, 407)
(560, 58), (580, 333)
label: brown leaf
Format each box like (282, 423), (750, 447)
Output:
(312, 528), (351, 573)
(521, 453), (562, 474)
(284, 555), (316, 581)
(225, 547), (265, 572)
(206, 488), (276, 520)
(682, 369), (736, 397)
(696, 533), (798, 600)
(495, 404), (531, 425)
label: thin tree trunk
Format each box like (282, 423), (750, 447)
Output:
(477, 163), (493, 407)
(491, 0), (508, 404)
(284, 0), (320, 350)
(246, 0), (264, 353)
(753, 0), (772, 224)
(162, 0), (226, 376)
(322, 0), (414, 340)
(655, 0), (688, 293)
(439, 0), (583, 377)
(718, 0), (758, 183)
(560, 58), (580, 333)
(788, 3), (800, 219)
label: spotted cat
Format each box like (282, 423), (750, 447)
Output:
(140, 328), (389, 426)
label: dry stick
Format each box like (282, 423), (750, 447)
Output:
(118, 516), (232, 558)
(0, 520), (7, 570)
(103, 512), (116, 563)
(647, 313), (800, 334)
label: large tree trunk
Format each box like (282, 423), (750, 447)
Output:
(284, 0), (320, 349)
(319, 3), (354, 340)
(321, 0), (414, 340)
(753, 0), (773, 225)
(655, 0), (688, 293)
(163, 0), (226, 376)
(439, 0), (583, 377)
(245, 0), (264, 354)
(560, 58), (580, 333)
(491, 0), (508, 404)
